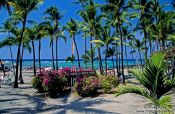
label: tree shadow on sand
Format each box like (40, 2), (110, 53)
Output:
(0, 91), (121, 114)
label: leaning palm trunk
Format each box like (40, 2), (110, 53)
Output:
(51, 39), (55, 70)
(38, 39), (41, 73)
(19, 45), (24, 84)
(73, 36), (81, 68)
(14, 15), (27, 88)
(32, 40), (36, 76)
(55, 37), (59, 71)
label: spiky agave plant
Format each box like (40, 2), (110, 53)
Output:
(116, 52), (175, 113)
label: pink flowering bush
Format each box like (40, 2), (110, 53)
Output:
(75, 76), (100, 97)
(42, 71), (67, 97)
(32, 70), (68, 97)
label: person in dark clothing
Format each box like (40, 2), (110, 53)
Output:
(0, 59), (6, 77)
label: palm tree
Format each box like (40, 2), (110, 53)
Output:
(0, 37), (16, 75)
(128, 0), (154, 59)
(102, 0), (126, 83)
(66, 55), (75, 66)
(116, 52), (175, 113)
(106, 47), (116, 70)
(0, 0), (11, 13)
(10, 0), (43, 88)
(19, 36), (31, 84)
(0, 20), (16, 74)
(93, 25), (119, 75)
(79, 0), (101, 70)
(133, 39), (144, 67)
(26, 25), (37, 76)
(44, 7), (62, 71)
(81, 48), (98, 69)
(64, 19), (81, 69)
(42, 22), (58, 70)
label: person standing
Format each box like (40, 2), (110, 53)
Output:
(0, 59), (6, 77)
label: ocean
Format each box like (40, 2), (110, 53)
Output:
(3, 59), (143, 69)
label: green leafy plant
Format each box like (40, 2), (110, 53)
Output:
(101, 75), (119, 93)
(32, 74), (45, 93)
(116, 52), (175, 113)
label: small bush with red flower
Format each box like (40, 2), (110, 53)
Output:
(74, 76), (100, 97)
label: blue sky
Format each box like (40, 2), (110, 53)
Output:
(0, 0), (173, 59)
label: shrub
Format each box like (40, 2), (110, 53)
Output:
(32, 73), (45, 93)
(42, 71), (67, 98)
(101, 75), (119, 93)
(75, 76), (100, 97)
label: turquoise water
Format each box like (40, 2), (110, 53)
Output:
(4, 59), (143, 69)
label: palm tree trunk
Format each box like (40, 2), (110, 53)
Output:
(14, 14), (27, 88)
(105, 45), (108, 75)
(56, 37), (59, 71)
(38, 39), (41, 73)
(51, 39), (55, 70)
(131, 47), (135, 66)
(139, 50), (143, 68)
(19, 44), (24, 84)
(9, 46), (15, 75)
(84, 32), (88, 69)
(156, 37), (159, 52)
(161, 40), (165, 50)
(143, 28), (147, 59)
(73, 36), (81, 68)
(117, 20), (125, 83)
(112, 56), (115, 70)
(115, 45), (119, 73)
(32, 40), (36, 76)
(149, 39), (152, 55)
(90, 35), (94, 69)
(8, 32), (15, 75)
(124, 38), (129, 71)
(98, 47), (103, 74)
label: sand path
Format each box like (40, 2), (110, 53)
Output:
(0, 74), (175, 114)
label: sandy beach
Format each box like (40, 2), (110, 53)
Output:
(0, 71), (174, 114)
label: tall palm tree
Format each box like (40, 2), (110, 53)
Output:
(19, 36), (31, 84)
(10, 0), (43, 88)
(128, 0), (154, 59)
(64, 19), (81, 69)
(79, 0), (101, 70)
(102, 0), (126, 83)
(42, 22), (58, 70)
(44, 7), (62, 71)
(26, 25), (37, 76)
(116, 52), (175, 113)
